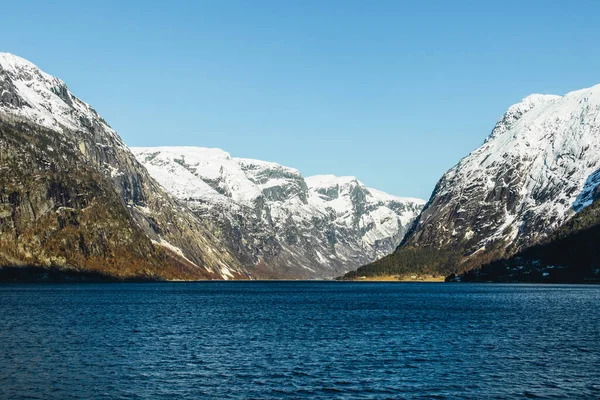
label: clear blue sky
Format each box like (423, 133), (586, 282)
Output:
(3, 1), (600, 199)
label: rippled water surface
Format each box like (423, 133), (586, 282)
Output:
(1, 282), (599, 399)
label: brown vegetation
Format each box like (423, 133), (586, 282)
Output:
(0, 118), (216, 281)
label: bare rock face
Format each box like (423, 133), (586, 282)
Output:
(0, 53), (246, 280)
(349, 85), (600, 279)
(133, 147), (425, 279)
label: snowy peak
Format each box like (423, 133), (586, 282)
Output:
(306, 174), (424, 228)
(506, 93), (561, 115)
(0, 52), (123, 145)
(133, 146), (423, 216)
(0, 53), (61, 87)
(237, 158), (307, 203)
(307, 174), (424, 204)
(485, 94), (560, 144)
(306, 174), (361, 187)
(306, 175), (362, 201)
(133, 146), (307, 205)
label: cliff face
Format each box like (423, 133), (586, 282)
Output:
(0, 119), (205, 280)
(0, 53), (246, 280)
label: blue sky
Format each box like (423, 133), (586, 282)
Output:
(2, 0), (600, 199)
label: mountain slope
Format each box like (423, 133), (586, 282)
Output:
(456, 194), (600, 283)
(133, 146), (425, 279)
(0, 119), (207, 280)
(0, 53), (246, 280)
(346, 84), (600, 279)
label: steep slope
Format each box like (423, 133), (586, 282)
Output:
(346, 84), (600, 279)
(132, 147), (425, 279)
(0, 120), (208, 280)
(0, 53), (246, 280)
(456, 194), (600, 283)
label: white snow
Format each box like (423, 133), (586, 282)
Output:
(0, 52), (126, 148)
(151, 239), (198, 268)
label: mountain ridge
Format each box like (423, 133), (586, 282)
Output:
(133, 146), (425, 279)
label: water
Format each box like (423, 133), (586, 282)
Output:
(0, 282), (599, 399)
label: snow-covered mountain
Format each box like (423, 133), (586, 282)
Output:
(133, 147), (425, 279)
(351, 83), (600, 279)
(414, 85), (600, 251)
(0, 53), (246, 280)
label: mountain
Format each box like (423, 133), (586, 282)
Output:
(0, 53), (247, 280)
(132, 147), (425, 279)
(346, 84), (600, 280)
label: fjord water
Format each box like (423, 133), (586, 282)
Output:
(1, 283), (598, 399)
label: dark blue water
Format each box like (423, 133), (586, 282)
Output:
(1, 283), (599, 399)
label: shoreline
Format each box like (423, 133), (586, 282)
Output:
(2, 266), (597, 284)
(343, 275), (446, 282)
